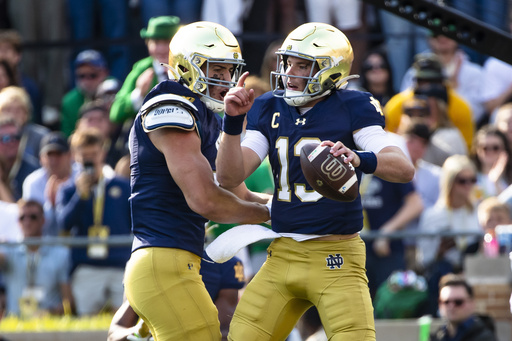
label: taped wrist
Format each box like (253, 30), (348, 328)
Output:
(222, 114), (246, 135)
(354, 150), (377, 174)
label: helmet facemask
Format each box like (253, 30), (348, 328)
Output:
(271, 51), (336, 107)
(189, 55), (244, 113)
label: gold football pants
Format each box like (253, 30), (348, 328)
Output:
(228, 235), (375, 341)
(124, 247), (221, 341)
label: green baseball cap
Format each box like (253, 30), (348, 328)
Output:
(140, 16), (180, 40)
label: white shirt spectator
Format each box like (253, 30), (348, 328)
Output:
(481, 57), (512, 122)
(0, 201), (22, 242)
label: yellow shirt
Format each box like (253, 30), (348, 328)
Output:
(383, 88), (474, 150)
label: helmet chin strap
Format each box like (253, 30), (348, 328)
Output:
(160, 63), (180, 80)
(283, 74), (360, 107)
(201, 96), (225, 113)
(284, 89), (331, 107)
(336, 74), (360, 89)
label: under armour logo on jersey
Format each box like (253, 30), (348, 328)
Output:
(326, 254), (344, 269)
(295, 118), (306, 125)
(188, 263), (193, 270)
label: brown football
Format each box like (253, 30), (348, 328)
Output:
(300, 143), (359, 202)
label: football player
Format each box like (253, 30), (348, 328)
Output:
(123, 21), (270, 341)
(216, 23), (415, 340)
(109, 253), (245, 341)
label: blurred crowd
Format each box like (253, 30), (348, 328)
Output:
(0, 0), (511, 337)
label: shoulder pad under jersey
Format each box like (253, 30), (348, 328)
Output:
(141, 94), (199, 132)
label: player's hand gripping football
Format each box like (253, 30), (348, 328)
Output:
(224, 71), (255, 117)
(321, 140), (360, 167)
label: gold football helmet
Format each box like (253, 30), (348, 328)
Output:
(168, 21), (245, 112)
(271, 22), (357, 106)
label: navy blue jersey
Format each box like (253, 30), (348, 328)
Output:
(129, 81), (222, 257)
(246, 89), (385, 235)
(201, 252), (245, 301)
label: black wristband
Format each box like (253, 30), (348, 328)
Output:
(222, 114), (246, 135)
(354, 150), (378, 174)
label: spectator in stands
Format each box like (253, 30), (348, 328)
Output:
(0, 156), (21, 242)
(402, 120), (442, 267)
(138, 0), (200, 25)
(76, 100), (126, 168)
(477, 196), (512, 257)
(0, 60), (17, 91)
(110, 16), (180, 125)
(304, 0), (367, 75)
(400, 34), (484, 124)
(403, 120), (441, 208)
(479, 16), (512, 122)
(6, 0), (68, 128)
(430, 273), (497, 341)
(0, 30), (42, 125)
(378, 10), (429, 93)
(351, 48), (395, 107)
(417, 155), (482, 315)
(201, 0), (245, 35)
(470, 126), (512, 200)
(0, 86), (49, 162)
(259, 40), (282, 86)
(95, 78), (121, 111)
(61, 50), (109, 137)
(445, 0), (509, 62)
(495, 103), (512, 150)
(57, 128), (131, 316)
(67, 0), (130, 82)
(22, 132), (79, 236)
(0, 199), (72, 317)
(0, 117), (39, 200)
(108, 252), (246, 341)
(113, 154), (130, 179)
(399, 95), (467, 167)
(384, 53), (474, 150)
(0, 199), (21, 242)
(361, 172), (423, 298)
(417, 155), (481, 271)
(0, 156), (14, 203)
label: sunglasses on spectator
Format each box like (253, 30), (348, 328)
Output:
(404, 109), (430, 118)
(480, 144), (503, 152)
(454, 177), (477, 185)
(439, 298), (466, 307)
(19, 213), (40, 221)
(363, 63), (387, 71)
(76, 72), (99, 80)
(0, 134), (21, 144)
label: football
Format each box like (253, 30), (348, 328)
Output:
(300, 143), (359, 202)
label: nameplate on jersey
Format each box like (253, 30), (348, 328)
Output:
(141, 94), (198, 132)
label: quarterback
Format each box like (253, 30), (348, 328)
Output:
(123, 22), (269, 341)
(216, 23), (415, 340)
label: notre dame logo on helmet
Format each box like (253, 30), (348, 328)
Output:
(233, 52), (239, 59)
